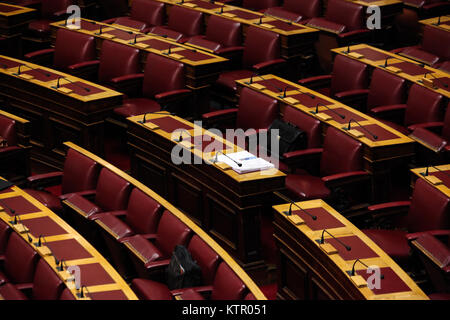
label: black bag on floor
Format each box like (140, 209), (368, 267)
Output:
(166, 245), (202, 290)
(266, 119), (306, 159)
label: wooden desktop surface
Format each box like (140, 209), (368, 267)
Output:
(419, 16), (450, 32)
(411, 164), (450, 198)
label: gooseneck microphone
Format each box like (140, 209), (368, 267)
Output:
(174, 129), (192, 143)
(129, 33), (139, 45)
(423, 71), (448, 88)
(56, 259), (67, 272)
(421, 165), (450, 178)
(138, 111), (175, 124)
(279, 84), (316, 100)
(379, 56), (393, 68)
(255, 16), (264, 25)
(317, 229), (352, 251)
(52, 76), (91, 92)
(0, 199), (15, 215)
(312, 103), (345, 119)
(245, 71), (259, 85)
(212, 151), (242, 167)
(433, 16), (441, 26)
(344, 119), (378, 140)
(217, 4), (225, 14)
(13, 64), (51, 78)
(77, 286), (91, 299)
(347, 258), (385, 279)
(164, 44), (175, 56)
(283, 201), (317, 221)
(35, 234), (45, 247)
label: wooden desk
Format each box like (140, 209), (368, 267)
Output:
(411, 164), (450, 197)
(63, 141), (267, 299)
(0, 55), (123, 169)
(49, 18), (228, 90)
(332, 44), (450, 99)
(273, 200), (428, 300)
(420, 16), (450, 32)
(236, 74), (415, 202)
(126, 113), (286, 269)
(151, 0), (319, 61)
(0, 2), (36, 56)
(0, 178), (138, 300)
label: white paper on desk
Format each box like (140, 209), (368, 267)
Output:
(216, 151), (274, 174)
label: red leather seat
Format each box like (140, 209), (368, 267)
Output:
(0, 283), (27, 300)
(392, 26), (450, 67)
(28, 0), (73, 35)
(25, 28), (96, 74)
(439, 61), (450, 74)
(298, 54), (369, 101)
(187, 15), (242, 55)
(363, 179), (450, 265)
(0, 220), (11, 255)
(306, 0), (370, 40)
(0, 232), (39, 285)
(114, 53), (191, 118)
(371, 84), (444, 135)
(214, 26), (285, 96)
(104, 0), (165, 32)
(264, 0), (321, 24)
(0, 113), (20, 154)
(25, 148), (100, 212)
(152, 6), (203, 43)
(59, 288), (76, 300)
(243, 0), (280, 11)
(285, 127), (368, 201)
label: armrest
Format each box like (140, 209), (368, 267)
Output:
(334, 89), (370, 99)
(215, 46), (245, 55)
(27, 171), (63, 189)
(407, 230), (450, 241)
(391, 45), (420, 54)
(154, 89), (191, 101)
(407, 122), (444, 132)
(410, 127), (448, 152)
(24, 48), (55, 60)
(370, 104), (407, 114)
(60, 189), (96, 201)
(67, 60), (100, 71)
(298, 75), (332, 89)
(338, 29), (371, 39)
(322, 171), (369, 183)
(120, 233), (156, 243)
(144, 258), (171, 269)
(368, 201), (411, 219)
(253, 58), (286, 71)
(15, 282), (33, 291)
(90, 210), (127, 221)
(282, 148), (323, 170)
(110, 73), (144, 84)
(52, 10), (69, 18)
(283, 148), (324, 160)
(202, 109), (238, 129)
(102, 18), (118, 24)
(171, 285), (213, 296)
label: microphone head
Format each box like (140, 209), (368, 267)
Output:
(373, 135), (378, 140)
(380, 274), (384, 280)
(340, 114), (345, 119)
(237, 163), (242, 167)
(312, 215), (317, 221)
(345, 246), (352, 251)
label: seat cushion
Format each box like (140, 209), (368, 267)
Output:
(285, 173), (331, 200)
(307, 17), (346, 34)
(28, 19), (51, 34)
(215, 70), (254, 93)
(114, 17), (148, 31)
(400, 47), (441, 66)
(122, 234), (163, 263)
(96, 214), (134, 240)
(362, 229), (410, 264)
(131, 278), (172, 300)
(24, 189), (62, 212)
(114, 98), (161, 118)
(0, 283), (27, 300)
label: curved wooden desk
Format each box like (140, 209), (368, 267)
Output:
(420, 16), (450, 33)
(273, 199), (428, 300)
(411, 164), (450, 197)
(0, 177), (138, 300)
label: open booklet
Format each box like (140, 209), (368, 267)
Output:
(215, 151), (275, 174)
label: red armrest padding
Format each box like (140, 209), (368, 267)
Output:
(202, 108), (238, 120)
(335, 89), (370, 99)
(370, 104), (407, 114)
(368, 201), (411, 212)
(67, 60), (100, 70)
(27, 171), (63, 183)
(24, 48), (55, 59)
(110, 73), (145, 83)
(253, 58), (286, 70)
(154, 89), (191, 100)
(322, 171), (369, 183)
(283, 148), (324, 159)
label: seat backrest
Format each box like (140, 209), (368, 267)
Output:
(4, 232), (39, 284)
(408, 179), (450, 233)
(367, 69), (407, 111)
(130, 0), (165, 27)
(441, 103), (450, 142)
(0, 220), (11, 255)
(167, 6), (203, 37)
(404, 84), (443, 127)
(187, 235), (220, 285)
(283, 106), (321, 148)
(95, 168), (132, 212)
(211, 263), (246, 300)
(61, 149), (100, 195)
(41, 0), (73, 18)
(243, 0), (279, 11)
(236, 87), (278, 131)
(0, 114), (17, 146)
(98, 40), (140, 84)
(125, 188), (162, 235)
(155, 210), (191, 257)
(422, 26), (450, 61)
(330, 54), (369, 96)
(284, 0), (321, 18)
(143, 53), (185, 98)
(59, 288), (76, 300)
(325, 0), (364, 31)
(32, 259), (64, 300)
(53, 29), (96, 71)
(205, 15), (242, 48)
(242, 26), (281, 69)
(320, 127), (363, 176)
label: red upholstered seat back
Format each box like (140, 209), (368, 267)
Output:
(367, 69), (407, 111)
(98, 40), (140, 84)
(143, 53), (185, 98)
(205, 15), (242, 48)
(330, 55), (369, 96)
(325, 0), (364, 31)
(41, 0), (73, 18)
(167, 6), (203, 37)
(404, 84), (444, 127)
(243, 0), (280, 11)
(59, 288), (76, 300)
(242, 26), (281, 69)
(284, 0), (321, 18)
(53, 29), (96, 71)
(0, 220), (11, 255)
(155, 211), (191, 257)
(32, 259), (64, 300)
(130, 0), (165, 27)
(320, 127), (363, 176)
(187, 235), (220, 285)
(0, 114), (17, 146)
(236, 88), (278, 131)
(125, 188), (162, 235)
(211, 263), (246, 300)
(61, 149), (100, 195)
(4, 232), (39, 284)
(441, 103), (450, 142)
(422, 26), (450, 61)
(408, 179), (450, 233)
(283, 106), (321, 148)
(95, 168), (132, 212)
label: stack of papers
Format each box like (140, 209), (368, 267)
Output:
(215, 151), (275, 174)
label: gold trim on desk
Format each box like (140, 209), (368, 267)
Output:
(411, 164), (450, 197)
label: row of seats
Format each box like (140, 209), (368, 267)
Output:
(0, 223), (74, 300)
